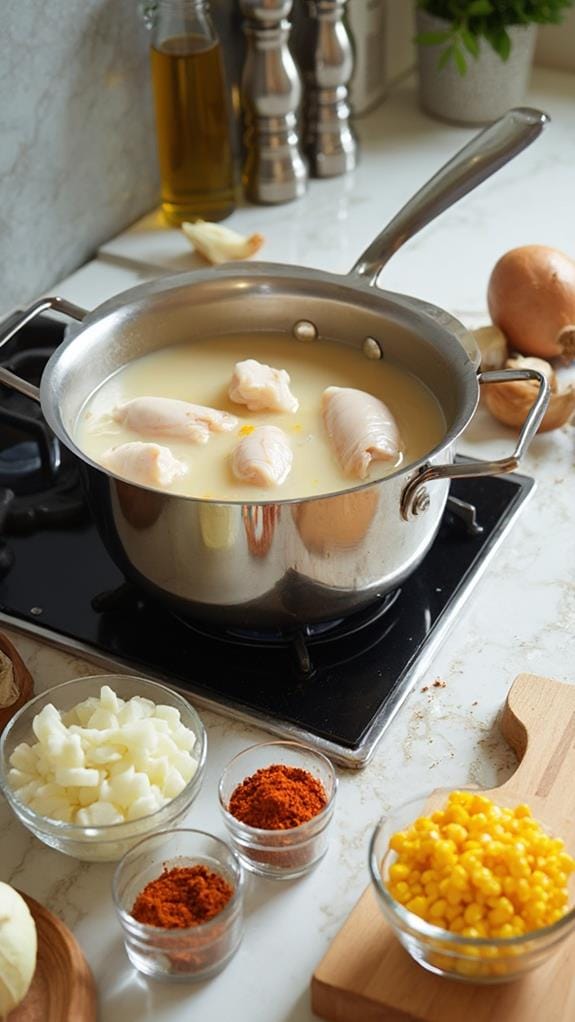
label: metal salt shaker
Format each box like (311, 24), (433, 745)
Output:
(239, 0), (308, 204)
(300, 0), (357, 177)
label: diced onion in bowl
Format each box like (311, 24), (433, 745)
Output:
(7, 685), (199, 825)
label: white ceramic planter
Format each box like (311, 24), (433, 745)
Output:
(416, 10), (537, 125)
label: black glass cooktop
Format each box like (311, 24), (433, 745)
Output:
(0, 313), (534, 766)
(0, 474), (532, 766)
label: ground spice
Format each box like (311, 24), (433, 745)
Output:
(228, 763), (328, 829)
(131, 865), (233, 929)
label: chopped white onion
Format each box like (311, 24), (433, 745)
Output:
(8, 687), (198, 826)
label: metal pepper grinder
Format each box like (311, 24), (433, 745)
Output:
(300, 0), (357, 177)
(239, 0), (308, 204)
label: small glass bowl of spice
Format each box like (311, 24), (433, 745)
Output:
(218, 740), (337, 880)
(113, 828), (244, 981)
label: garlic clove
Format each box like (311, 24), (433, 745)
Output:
(181, 220), (265, 265)
(485, 380), (575, 434)
(472, 324), (508, 371)
(505, 354), (557, 392)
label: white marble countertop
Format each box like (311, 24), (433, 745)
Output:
(3, 67), (575, 1022)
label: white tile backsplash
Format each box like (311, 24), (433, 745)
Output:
(0, 0), (160, 316)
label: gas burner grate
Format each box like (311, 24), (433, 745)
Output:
(0, 315), (89, 563)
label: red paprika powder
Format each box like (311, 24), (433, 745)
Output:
(228, 763), (328, 829)
(132, 864), (233, 929)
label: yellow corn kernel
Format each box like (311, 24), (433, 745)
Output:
(451, 865), (469, 889)
(428, 898), (448, 920)
(449, 915), (465, 932)
(389, 862), (410, 882)
(463, 903), (484, 926)
(414, 815), (432, 830)
(444, 823), (468, 845)
(514, 804), (532, 819)
(406, 895), (427, 917)
(425, 881), (440, 900)
(433, 840), (457, 868)
(393, 881), (410, 903)
(390, 831), (409, 853)
(450, 790), (474, 806)
(470, 795), (492, 814)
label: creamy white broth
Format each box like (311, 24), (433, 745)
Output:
(75, 333), (446, 501)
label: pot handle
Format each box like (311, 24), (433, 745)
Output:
(400, 368), (550, 521)
(0, 296), (87, 403)
(349, 107), (549, 287)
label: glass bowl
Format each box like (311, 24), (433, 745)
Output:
(218, 740), (337, 880)
(369, 790), (575, 984)
(0, 674), (207, 862)
(113, 829), (244, 982)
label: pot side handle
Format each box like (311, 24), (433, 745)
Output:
(400, 368), (550, 521)
(349, 107), (549, 288)
(0, 296), (87, 403)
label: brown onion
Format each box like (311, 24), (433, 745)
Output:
(487, 245), (575, 361)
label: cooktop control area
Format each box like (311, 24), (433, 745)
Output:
(0, 314), (534, 766)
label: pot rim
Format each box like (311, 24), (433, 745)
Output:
(39, 262), (480, 507)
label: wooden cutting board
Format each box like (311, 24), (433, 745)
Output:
(312, 674), (575, 1022)
(0, 632), (34, 732)
(9, 893), (97, 1022)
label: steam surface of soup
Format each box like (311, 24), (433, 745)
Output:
(75, 333), (446, 501)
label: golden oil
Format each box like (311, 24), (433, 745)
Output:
(151, 34), (236, 225)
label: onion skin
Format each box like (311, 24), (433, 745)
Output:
(485, 380), (575, 433)
(487, 246), (575, 361)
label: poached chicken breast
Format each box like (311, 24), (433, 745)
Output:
(228, 359), (299, 414)
(101, 442), (187, 488)
(231, 426), (293, 487)
(321, 386), (402, 480)
(112, 397), (238, 444)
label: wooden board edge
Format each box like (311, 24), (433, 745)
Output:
(311, 973), (415, 1022)
(22, 893), (98, 1022)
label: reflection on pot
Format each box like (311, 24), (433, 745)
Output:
(116, 481), (165, 530)
(292, 488), (379, 556)
(242, 505), (280, 558)
(199, 504), (239, 550)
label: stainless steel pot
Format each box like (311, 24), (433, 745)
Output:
(0, 109), (551, 629)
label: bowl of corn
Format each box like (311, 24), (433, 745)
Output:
(369, 789), (575, 983)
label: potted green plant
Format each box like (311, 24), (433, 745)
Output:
(416, 0), (574, 125)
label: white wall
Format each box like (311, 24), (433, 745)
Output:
(536, 7), (575, 72)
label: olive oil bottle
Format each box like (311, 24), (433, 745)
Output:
(148, 2), (236, 225)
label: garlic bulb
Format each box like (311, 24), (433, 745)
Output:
(484, 355), (575, 433)
(182, 221), (264, 265)
(0, 883), (37, 1016)
(472, 324), (508, 371)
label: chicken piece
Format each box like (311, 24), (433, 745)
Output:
(321, 386), (401, 480)
(231, 426), (293, 487)
(100, 442), (187, 488)
(228, 359), (299, 413)
(112, 397), (238, 444)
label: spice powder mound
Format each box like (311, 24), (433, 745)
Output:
(228, 763), (328, 829)
(131, 865), (234, 929)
